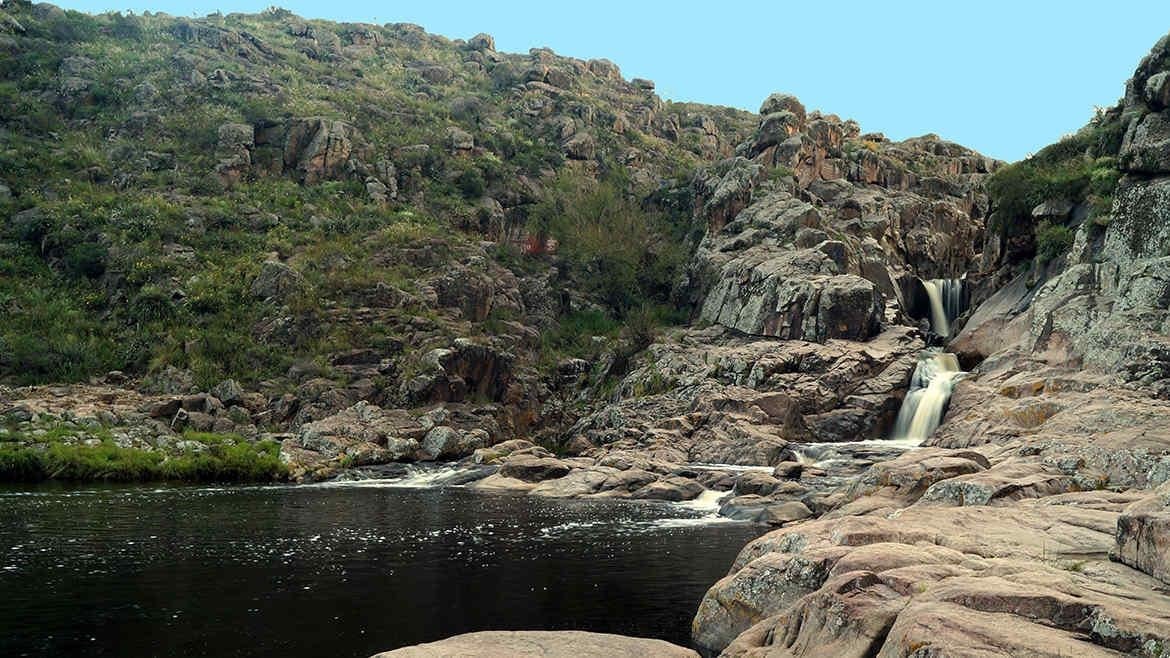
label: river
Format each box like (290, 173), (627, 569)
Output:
(0, 480), (765, 657)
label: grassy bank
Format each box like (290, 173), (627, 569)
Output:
(0, 428), (288, 483)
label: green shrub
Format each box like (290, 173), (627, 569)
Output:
(533, 169), (686, 316)
(455, 167), (486, 199)
(987, 118), (1124, 241)
(1036, 222), (1075, 263)
(540, 309), (622, 364)
(0, 433), (287, 482)
(62, 241), (108, 279)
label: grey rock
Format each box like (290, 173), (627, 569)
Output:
(1145, 71), (1170, 110)
(759, 93), (807, 122)
(562, 132), (595, 160)
(499, 455), (573, 482)
(1121, 112), (1170, 174)
(467, 33), (495, 51)
(446, 126), (474, 151)
(1113, 481), (1170, 584)
(250, 260), (307, 302)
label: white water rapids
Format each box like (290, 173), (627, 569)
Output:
(921, 278), (964, 336)
(891, 352), (964, 443)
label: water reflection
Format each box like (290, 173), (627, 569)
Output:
(0, 483), (764, 657)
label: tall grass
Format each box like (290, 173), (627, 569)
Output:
(0, 433), (287, 483)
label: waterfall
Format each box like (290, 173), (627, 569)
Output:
(920, 278), (964, 336)
(891, 352), (964, 443)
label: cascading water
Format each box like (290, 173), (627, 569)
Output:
(920, 278), (964, 337)
(891, 351), (964, 443)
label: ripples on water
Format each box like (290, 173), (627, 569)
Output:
(0, 482), (764, 657)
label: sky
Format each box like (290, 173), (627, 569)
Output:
(52, 0), (1170, 162)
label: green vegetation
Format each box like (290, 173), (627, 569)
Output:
(0, 3), (740, 388)
(539, 309), (623, 363)
(0, 426), (287, 482)
(984, 115), (1123, 265)
(1035, 222), (1075, 264)
(532, 170), (689, 316)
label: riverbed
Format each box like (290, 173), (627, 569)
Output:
(0, 480), (765, 657)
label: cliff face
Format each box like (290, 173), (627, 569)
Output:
(688, 33), (1170, 658)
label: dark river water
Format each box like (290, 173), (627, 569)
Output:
(0, 479), (765, 657)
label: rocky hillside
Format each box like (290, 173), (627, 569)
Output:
(0, 1), (994, 482)
(0, 1), (761, 477)
(0, 0), (754, 387)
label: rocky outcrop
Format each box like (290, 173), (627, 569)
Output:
(215, 117), (375, 186)
(687, 96), (994, 345)
(403, 339), (515, 405)
(370, 630), (699, 658)
(250, 260), (307, 302)
(281, 401), (425, 478)
(564, 324), (922, 457)
(968, 33), (1170, 395)
(1113, 481), (1170, 584)
(695, 491), (1170, 656)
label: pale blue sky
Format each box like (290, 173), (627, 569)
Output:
(54, 0), (1170, 161)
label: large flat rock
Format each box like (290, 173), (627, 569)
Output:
(370, 630), (699, 657)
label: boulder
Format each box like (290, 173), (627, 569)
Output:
(587, 58), (621, 80)
(467, 33), (495, 51)
(498, 455), (573, 482)
(759, 93), (807, 122)
(1121, 112), (1170, 174)
(211, 379), (245, 406)
(145, 398), (181, 419)
(250, 260), (307, 302)
(733, 471), (783, 496)
(562, 132), (595, 160)
(471, 439), (540, 464)
(632, 476), (704, 501)
(762, 500), (813, 525)
(693, 157), (761, 233)
(421, 426), (488, 460)
(447, 126), (474, 151)
(251, 117), (365, 185)
(773, 461), (803, 479)
(693, 547), (846, 654)
(700, 259), (884, 342)
(1145, 70), (1170, 110)
(370, 630), (698, 658)
(1113, 481), (1170, 584)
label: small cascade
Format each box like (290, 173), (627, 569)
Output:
(891, 351), (965, 443)
(920, 278), (965, 337)
(319, 463), (493, 488)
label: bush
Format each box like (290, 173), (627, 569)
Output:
(541, 309), (622, 359)
(1036, 222), (1075, 263)
(62, 241), (107, 279)
(455, 167), (486, 199)
(987, 118), (1124, 241)
(533, 170), (686, 316)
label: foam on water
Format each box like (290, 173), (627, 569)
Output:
(686, 463), (774, 473)
(676, 488), (728, 513)
(891, 352), (965, 442)
(311, 464), (466, 489)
